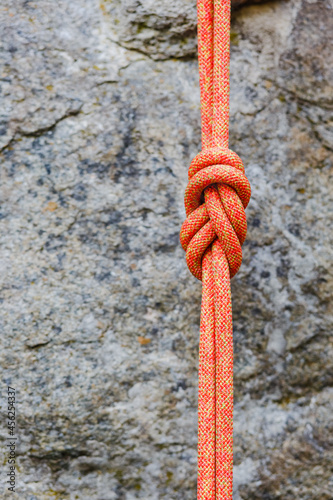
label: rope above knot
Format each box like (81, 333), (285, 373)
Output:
(180, 146), (251, 281)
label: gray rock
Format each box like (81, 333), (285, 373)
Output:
(103, 0), (198, 59)
(0, 0), (332, 498)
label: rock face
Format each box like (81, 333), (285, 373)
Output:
(0, 0), (332, 499)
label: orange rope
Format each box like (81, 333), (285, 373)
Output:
(180, 0), (251, 498)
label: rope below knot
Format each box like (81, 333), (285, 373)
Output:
(179, 0), (251, 498)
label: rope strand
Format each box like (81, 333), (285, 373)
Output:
(180, 0), (251, 497)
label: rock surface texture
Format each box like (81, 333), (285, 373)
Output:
(0, 0), (332, 498)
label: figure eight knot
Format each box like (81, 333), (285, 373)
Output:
(180, 146), (251, 280)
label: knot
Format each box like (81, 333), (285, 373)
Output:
(180, 146), (251, 280)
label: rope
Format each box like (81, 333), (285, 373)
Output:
(180, 0), (251, 498)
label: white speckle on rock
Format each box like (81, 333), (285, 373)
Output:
(266, 327), (286, 355)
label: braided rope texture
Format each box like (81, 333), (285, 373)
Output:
(179, 0), (251, 498)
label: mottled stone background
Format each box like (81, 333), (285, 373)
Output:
(0, 0), (332, 498)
